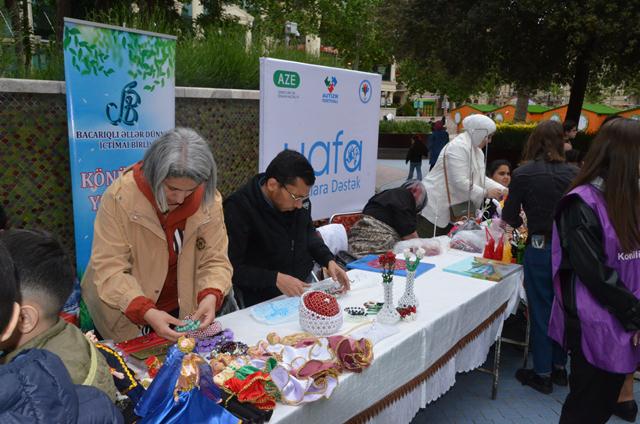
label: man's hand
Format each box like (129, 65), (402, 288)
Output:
(487, 187), (507, 200)
(192, 294), (217, 329)
(326, 260), (351, 292)
(276, 272), (310, 297)
(143, 308), (184, 341)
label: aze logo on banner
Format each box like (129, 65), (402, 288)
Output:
(63, 18), (176, 273)
(259, 58), (381, 220)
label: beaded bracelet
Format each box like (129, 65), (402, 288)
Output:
(344, 306), (366, 316)
(212, 341), (249, 356)
(175, 319), (200, 332)
(195, 329), (234, 355)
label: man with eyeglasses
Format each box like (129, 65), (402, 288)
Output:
(224, 149), (350, 307)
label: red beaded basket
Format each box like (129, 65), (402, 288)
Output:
(299, 291), (343, 336)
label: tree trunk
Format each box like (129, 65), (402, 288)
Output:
(20, 0), (31, 74)
(55, 0), (72, 42)
(514, 92), (529, 122)
(566, 51), (590, 125)
(6, 0), (25, 76)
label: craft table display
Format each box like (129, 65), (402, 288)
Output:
(217, 240), (522, 424)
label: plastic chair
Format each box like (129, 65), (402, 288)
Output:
(328, 212), (363, 234)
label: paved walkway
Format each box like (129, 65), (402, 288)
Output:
(410, 341), (640, 424)
(411, 344), (564, 423)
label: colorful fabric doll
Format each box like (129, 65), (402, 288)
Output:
(135, 337), (240, 424)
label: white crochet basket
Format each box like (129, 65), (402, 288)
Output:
(299, 291), (343, 336)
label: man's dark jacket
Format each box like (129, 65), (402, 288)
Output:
(223, 174), (334, 307)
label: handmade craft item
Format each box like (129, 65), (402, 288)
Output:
(299, 290), (343, 336)
(194, 329), (233, 356)
(344, 306), (367, 320)
(181, 314), (223, 339)
(326, 335), (373, 373)
(91, 339), (145, 403)
(116, 332), (172, 356)
(262, 336), (338, 405)
(175, 319), (200, 333)
(398, 248), (424, 309)
(396, 305), (417, 321)
(376, 251), (400, 324)
(363, 301), (383, 315)
(250, 297), (300, 325)
(134, 336), (240, 424)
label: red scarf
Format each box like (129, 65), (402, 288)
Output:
(132, 162), (204, 312)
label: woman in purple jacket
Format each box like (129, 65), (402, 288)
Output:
(549, 118), (640, 423)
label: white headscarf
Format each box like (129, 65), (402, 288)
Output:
(462, 114), (497, 147)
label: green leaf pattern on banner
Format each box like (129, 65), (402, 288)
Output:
(63, 24), (175, 92)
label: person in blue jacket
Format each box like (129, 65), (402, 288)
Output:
(0, 240), (123, 424)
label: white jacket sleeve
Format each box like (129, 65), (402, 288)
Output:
(445, 144), (485, 205)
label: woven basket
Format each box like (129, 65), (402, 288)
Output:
(299, 291), (343, 336)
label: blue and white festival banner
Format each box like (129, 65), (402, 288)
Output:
(259, 58), (381, 220)
(63, 18), (176, 273)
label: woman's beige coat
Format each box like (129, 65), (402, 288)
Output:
(81, 169), (232, 342)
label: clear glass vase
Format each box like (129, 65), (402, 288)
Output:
(377, 280), (400, 324)
(398, 270), (418, 309)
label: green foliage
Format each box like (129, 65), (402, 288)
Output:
(396, 0), (640, 116)
(491, 123), (538, 152)
(492, 123), (595, 153)
(379, 120), (432, 134)
(240, 0), (394, 72)
(176, 28), (259, 89)
(318, 0), (394, 71)
(396, 101), (416, 117)
(0, 3), (346, 89)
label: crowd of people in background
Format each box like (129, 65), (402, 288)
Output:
(398, 114), (640, 423)
(1, 112), (640, 423)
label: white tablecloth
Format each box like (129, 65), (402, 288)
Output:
(217, 242), (522, 424)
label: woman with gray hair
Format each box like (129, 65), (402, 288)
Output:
(82, 128), (233, 342)
(348, 179), (428, 257)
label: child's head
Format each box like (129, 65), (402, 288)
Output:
(0, 229), (74, 345)
(0, 241), (20, 342)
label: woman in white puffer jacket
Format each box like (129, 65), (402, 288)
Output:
(420, 114), (507, 236)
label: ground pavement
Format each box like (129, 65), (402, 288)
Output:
(410, 343), (640, 424)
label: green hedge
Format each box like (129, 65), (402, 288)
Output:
(396, 101), (417, 117)
(378, 120), (431, 134)
(492, 123), (595, 152)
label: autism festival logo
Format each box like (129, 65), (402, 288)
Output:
(359, 79), (372, 104)
(322, 76), (339, 104)
(324, 76), (337, 93)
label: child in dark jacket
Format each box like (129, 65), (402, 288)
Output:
(0, 229), (117, 400)
(0, 238), (123, 423)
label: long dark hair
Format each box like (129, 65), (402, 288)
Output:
(569, 118), (640, 252)
(522, 120), (565, 162)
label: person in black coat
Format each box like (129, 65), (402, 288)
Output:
(427, 121), (450, 170)
(502, 120), (578, 395)
(405, 135), (428, 180)
(224, 150), (350, 307)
